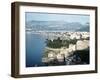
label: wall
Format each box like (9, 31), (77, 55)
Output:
(0, 0), (100, 80)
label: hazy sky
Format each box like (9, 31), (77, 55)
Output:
(25, 12), (90, 24)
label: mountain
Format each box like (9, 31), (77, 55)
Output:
(76, 24), (89, 32)
(26, 20), (89, 32)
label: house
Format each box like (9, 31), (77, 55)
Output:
(76, 40), (89, 50)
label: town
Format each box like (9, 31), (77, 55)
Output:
(37, 31), (90, 66)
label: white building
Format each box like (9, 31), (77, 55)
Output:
(76, 40), (89, 50)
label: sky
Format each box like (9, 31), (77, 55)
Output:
(25, 12), (90, 25)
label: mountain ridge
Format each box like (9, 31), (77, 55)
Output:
(26, 20), (89, 32)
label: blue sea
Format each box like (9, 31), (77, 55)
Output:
(26, 32), (46, 67)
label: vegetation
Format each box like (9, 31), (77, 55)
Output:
(73, 49), (89, 64)
(45, 37), (77, 48)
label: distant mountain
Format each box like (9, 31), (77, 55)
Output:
(76, 24), (89, 32)
(26, 20), (89, 32)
